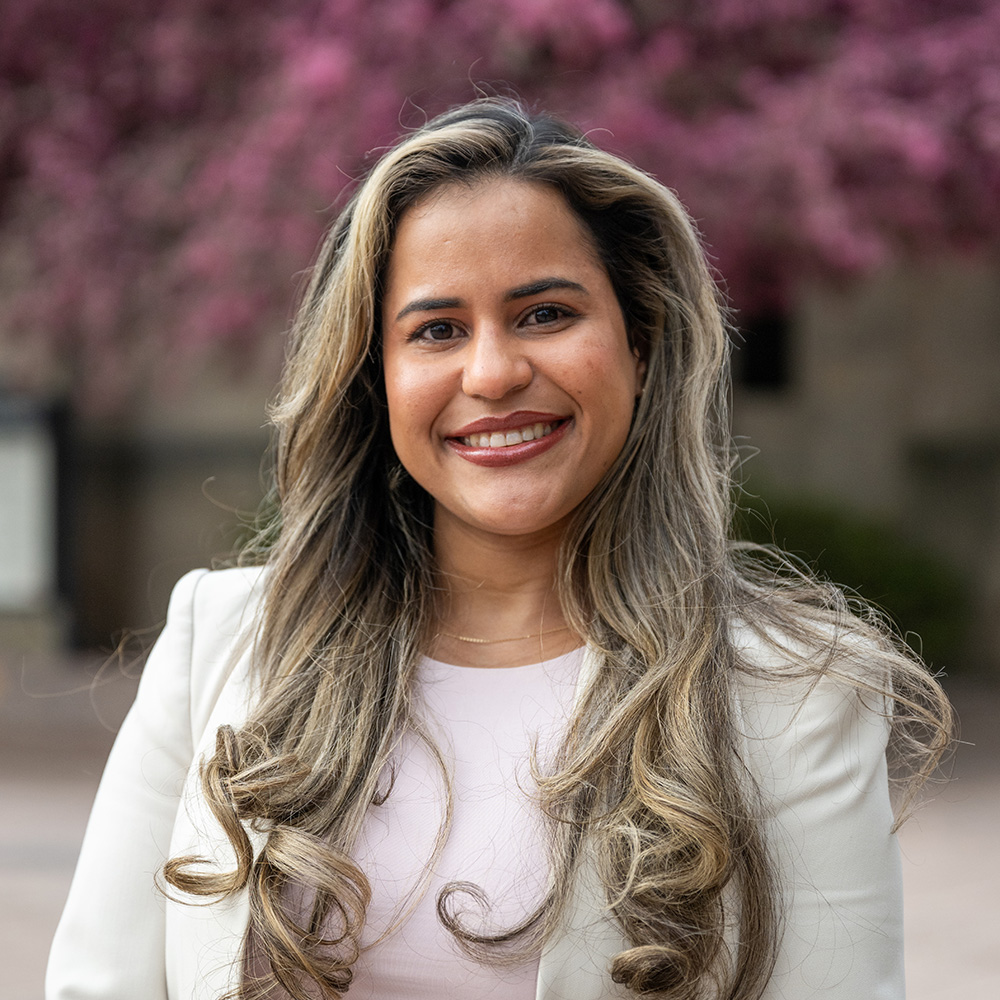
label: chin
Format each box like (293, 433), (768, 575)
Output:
(439, 501), (570, 541)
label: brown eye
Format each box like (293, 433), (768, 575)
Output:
(415, 320), (460, 342)
(523, 304), (571, 327)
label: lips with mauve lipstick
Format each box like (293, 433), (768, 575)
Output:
(446, 411), (571, 467)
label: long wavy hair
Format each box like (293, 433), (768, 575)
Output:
(164, 98), (952, 999)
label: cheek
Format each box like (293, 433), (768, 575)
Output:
(576, 340), (640, 406)
(588, 345), (641, 449)
(384, 360), (442, 451)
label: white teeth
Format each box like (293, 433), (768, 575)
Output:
(462, 421), (557, 448)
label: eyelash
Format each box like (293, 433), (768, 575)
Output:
(408, 303), (575, 342)
(408, 320), (458, 343)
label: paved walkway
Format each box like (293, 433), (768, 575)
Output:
(1, 653), (997, 999)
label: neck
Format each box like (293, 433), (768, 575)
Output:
(428, 510), (581, 667)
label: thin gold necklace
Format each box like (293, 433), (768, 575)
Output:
(438, 625), (571, 645)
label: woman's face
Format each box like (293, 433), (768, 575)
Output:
(381, 178), (644, 542)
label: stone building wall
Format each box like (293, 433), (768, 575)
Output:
(734, 256), (1000, 672)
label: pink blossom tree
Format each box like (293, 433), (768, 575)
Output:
(2, 0), (999, 404)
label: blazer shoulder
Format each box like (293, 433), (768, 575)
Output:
(725, 621), (902, 997)
(166, 565), (268, 740)
(727, 620), (891, 802)
(184, 563), (266, 618)
(171, 565), (266, 646)
(728, 617), (883, 691)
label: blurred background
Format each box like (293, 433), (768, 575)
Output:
(0, 0), (997, 996)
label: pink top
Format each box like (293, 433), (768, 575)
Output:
(347, 648), (584, 999)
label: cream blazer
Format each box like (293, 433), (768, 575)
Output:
(47, 567), (904, 999)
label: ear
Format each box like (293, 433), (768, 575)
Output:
(633, 350), (647, 397)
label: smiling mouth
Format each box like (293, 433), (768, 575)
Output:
(458, 420), (561, 449)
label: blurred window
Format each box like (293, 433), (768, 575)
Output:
(0, 396), (66, 612)
(733, 310), (791, 391)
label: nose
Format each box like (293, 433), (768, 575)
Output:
(461, 327), (533, 399)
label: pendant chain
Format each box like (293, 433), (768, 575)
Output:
(437, 624), (571, 645)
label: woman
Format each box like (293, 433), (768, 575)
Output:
(48, 98), (951, 1000)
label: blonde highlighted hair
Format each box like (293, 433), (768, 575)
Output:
(165, 98), (952, 999)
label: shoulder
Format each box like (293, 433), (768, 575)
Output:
(726, 620), (891, 809)
(727, 616), (884, 704)
(175, 564), (267, 619)
(724, 622), (903, 996)
(161, 565), (268, 734)
(166, 565), (267, 646)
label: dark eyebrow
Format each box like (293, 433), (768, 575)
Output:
(395, 297), (464, 322)
(393, 278), (587, 322)
(505, 278), (588, 301)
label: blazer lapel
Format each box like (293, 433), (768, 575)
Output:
(165, 642), (264, 999)
(535, 647), (631, 999)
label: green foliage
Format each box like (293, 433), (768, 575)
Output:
(735, 490), (971, 671)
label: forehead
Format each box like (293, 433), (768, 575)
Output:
(385, 177), (602, 279)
